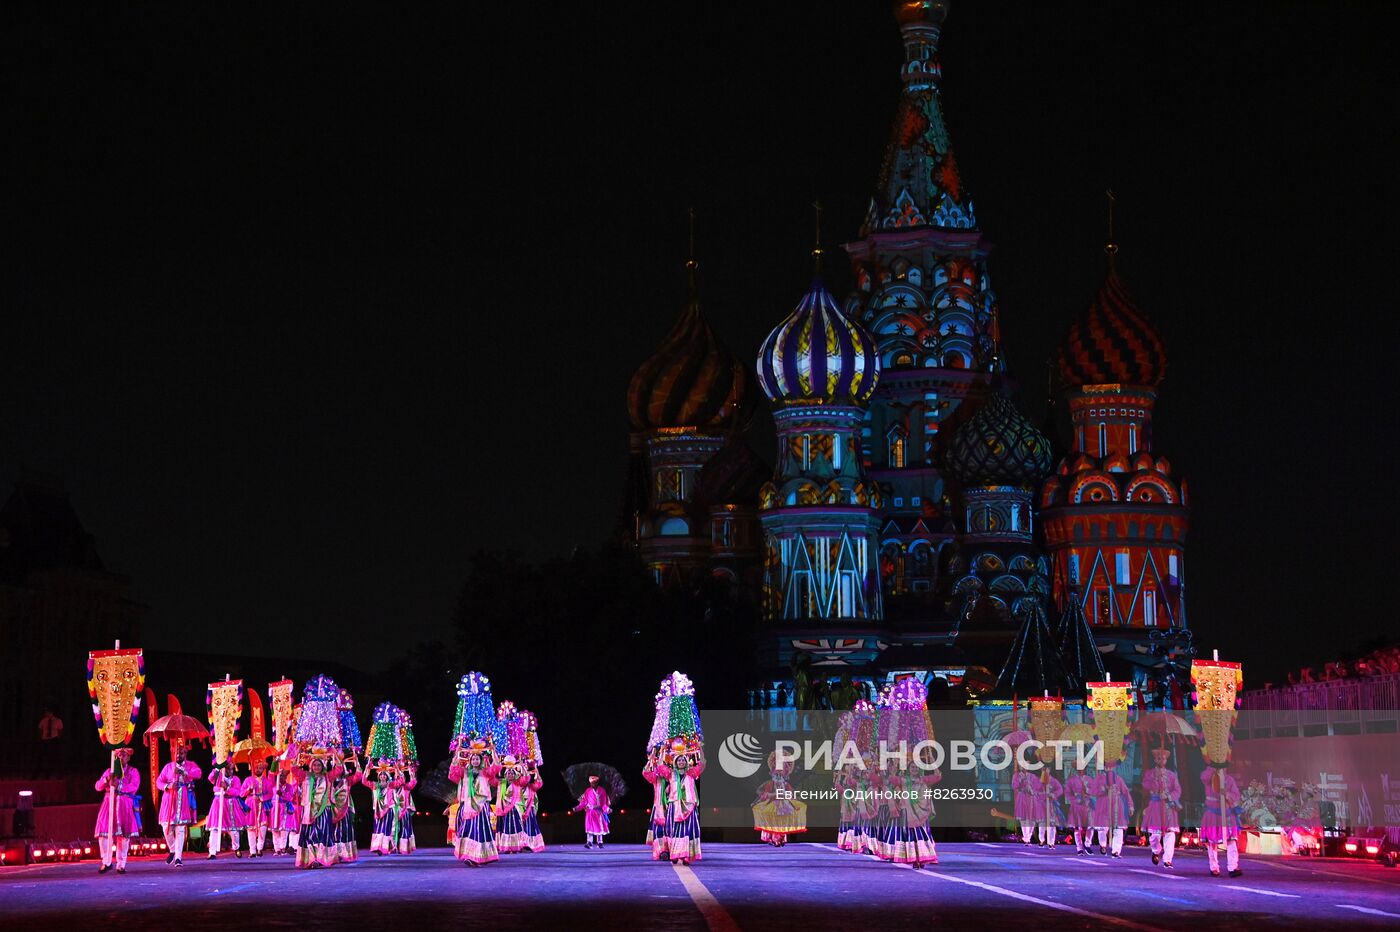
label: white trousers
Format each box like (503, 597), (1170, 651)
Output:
(1093, 827), (1124, 854)
(98, 835), (130, 868)
(272, 829), (289, 852)
(161, 824), (187, 860)
(1020, 823), (1034, 843)
(1150, 830), (1177, 864)
(1038, 824), (1057, 846)
(1206, 838), (1239, 873)
(248, 825), (267, 853)
(208, 829), (240, 854)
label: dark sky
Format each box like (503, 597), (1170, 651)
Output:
(8, 2), (1397, 682)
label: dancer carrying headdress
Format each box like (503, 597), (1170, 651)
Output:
(450, 672), (502, 866)
(93, 747), (141, 874)
(290, 674), (351, 868)
(517, 710), (544, 852)
(644, 744), (671, 859)
(650, 672), (704, 865)
(367, 761), (401, 855)
(878, 679), (939, 868)
(395, 708), (420, 854)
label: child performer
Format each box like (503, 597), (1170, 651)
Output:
(156, 743), (201, 866)
(1201, 765), (1243, 877)
(240, 758), (276, 857)
(572, 774), (612, 849)
(449, 739), (499, 866)
(644, 745), (671, 860)
(1142, 749), (1181, 869)
(206, 760), (243, 858)
(94, 747), (141, 874)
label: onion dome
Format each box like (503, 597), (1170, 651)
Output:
(947, 394), (1054, 488)
(627, 290), (751, 432)
(1058, 268), (1166, 388)
(757, 279), (880, 406)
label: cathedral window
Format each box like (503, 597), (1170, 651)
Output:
(1095, 589), (1112, 625)
(1116, 551), (1131, 585)
(888, 428), (906, 468)
(1098, 423), (1107, 456)
(802, 434), (811, 470)
(1168, 553), (1179, 583)
(1143, 590), (1157, 626)
(1129, 425), (1138, 454)
(832, 434), (842, 470)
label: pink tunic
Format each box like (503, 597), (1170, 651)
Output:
(1090, 772), (1133, 828)
(207, 769), (243, 832)
(269, 777), (299, 832)
(1011, 771), (1037, 821)
(1141, 767), (1182, 832)
(1064, 772), (1095, 830)
(576, 786), (610, 835)
(156, 760), (202, 825)
(1031, 773), (1064, 825)
(93, 766), (141, 836)
(1199, 770), (1242, 842)
(241, 773), (277, 828)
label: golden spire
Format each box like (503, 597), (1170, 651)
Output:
(812, 200), (825, 275)
(1105, 188), (1119, 266)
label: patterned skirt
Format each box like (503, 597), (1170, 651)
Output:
(649, 807), (672, 859)
(296, 809), (341, 868)
(370, 809), (399, 854)
(496, 809), (527, 853)
(398, 811), (416, 853)
(521, 810), (544, 852)
(455, 803), (499, 865)
(666, 810), (702, 862)
(884, 814), (937, 865)
(869, 810), (893, 859)
(334, 806), (358, 861)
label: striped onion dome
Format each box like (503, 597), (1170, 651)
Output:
(1058, 268), (1166, 387)
(947, 394), (1053, 488)
(627, 291), (751, 431)
(757, 278), (880, 405)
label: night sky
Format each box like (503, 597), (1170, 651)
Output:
(8, 2), (1396, 683)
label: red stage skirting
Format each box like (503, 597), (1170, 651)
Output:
(0, 803), (100, 840)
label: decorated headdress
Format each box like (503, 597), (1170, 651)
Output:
(648, 688), (673, 751)
(295, 674), (343, 759)
(519, 709), (542, 766)
(453, 672), (498, 751)
(366, 702), (404, 763)
(87, 647), (144, 748)
(396, 707), (418, 764)
(1191, 658), (1243, 766)
(206, 678), (244, 766)
(659, 671), (702, 744)
(664, 734), (701, 765)
(884, 677), (934, 752)
(336, 687), (362, 754)
(1086, 682), (1133, 765)
(497, 700), (529, 760)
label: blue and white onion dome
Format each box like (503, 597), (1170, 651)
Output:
(757, 278), (880, 406)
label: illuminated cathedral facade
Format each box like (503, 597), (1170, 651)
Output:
(621, 0), (1193, 699)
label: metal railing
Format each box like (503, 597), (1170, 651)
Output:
(1238, 674), (1400, 737)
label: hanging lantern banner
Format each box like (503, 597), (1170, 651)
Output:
(1027, 696), (1065, 764)
(1191, 659), (1243, 766)
(206, 679), (244, 765)
(269, 679), (295, 752)
(1086, 681), (1134, 765)
(87, 647), (145, 748)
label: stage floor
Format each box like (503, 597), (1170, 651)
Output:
(3, 842), (1398, 930)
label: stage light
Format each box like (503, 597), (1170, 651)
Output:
(1345, 842), (1358, 852)
(1367, 844), (1380, 855)
(14, 790), (35, 838)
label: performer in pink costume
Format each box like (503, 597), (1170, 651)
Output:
(1007, 731), (1037, 845)
(572, 774), (612, 849)
(1032, 768), (1065, 848)
(1201, 766), (1243, 877)
(206, 761), (244, 857)
(93, 747), (141, 874)
(448, 739), (499, 866)
(395, 761), (419, 854)
(155, 745), (201, 866)
(494, 756), (530, 854)
(268, 768), (299, 855)
(1064, 757), (1097, 856)
(1141, 749), (1182, 869)
(240, 759), (276, 857)
(1090, 764), (1134, 857)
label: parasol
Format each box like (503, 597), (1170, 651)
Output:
(561, 762), (628, 802)
(1129, 711), (1200, 748)
(231, 737), (277, 763)
(144, 713), (210, 747)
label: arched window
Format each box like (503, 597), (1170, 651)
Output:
(888, 429), (906, 469)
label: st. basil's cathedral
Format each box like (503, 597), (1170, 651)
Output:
(622, 1), (1193, 704)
